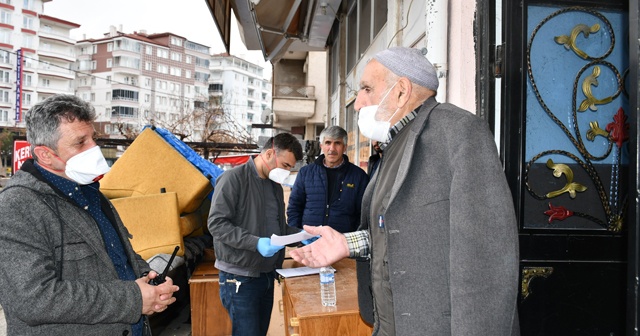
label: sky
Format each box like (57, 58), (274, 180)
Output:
(44, 0), (271, 77)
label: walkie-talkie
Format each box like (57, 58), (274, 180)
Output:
(149, 246), (179, 286)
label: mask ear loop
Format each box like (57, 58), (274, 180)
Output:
(36, 146), (66, 173)
(259, 141), (279, 172)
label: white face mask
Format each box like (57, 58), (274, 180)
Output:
(259, 147), (292, 184)
(65, 145), (111, 185)
(268, 168), (291, 184)
(358, 82), (400, 142)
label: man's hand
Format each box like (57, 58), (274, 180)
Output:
(257, 237), (284, 257)
(137, 271), (180, 315)
(289, 225), (349, 267)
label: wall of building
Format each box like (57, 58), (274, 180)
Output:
(330, 0), (479, 166)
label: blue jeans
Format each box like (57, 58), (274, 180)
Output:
(218, 271), (275, 336)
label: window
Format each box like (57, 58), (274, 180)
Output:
(185, 70), (191, 79)
(114, 56), (140, 69)
(106, 76), (111, 83)
(22, 35), (33, 49)
(146, 46), (152, 55)
(0, 50), (10, 64)
(170, 67), (181, 76)
(330, 29), (339, 94)
(23, 74), (31, 86)
(106, 92), (111, 101)
(112, 106), (138, 117)
(0, 69), (9, 83)
(157, 49), (168, 58)
(90, 93), (95, 102)
(23, 0), (33, 10)
(0, 11), (10, 25)
(359, 0), (371, 57)
(0, 30), (10, 44)
(373, 0), (387, 37)
(170, 36), (182, 46)
(114, 39), (141, 52)
(346, 1), (357, 72)
(195, 57), (209, 68)
(112, 89), (139, 102)
(0, 109), (8, 122)
(106, 59), (112, 68)
(107, 43), (113, 52)
(0, 89), (9, 102)
(144, 78), (151, 87)
(157, 64), (168, 74)
(185, 55), (192, 64)
(40, 78), (50, 87)
(184, 41), (208, 53)
(144, 62), (151, 71)
(194, 71), (209, 83)
(23, 16), (33, 30)
(22, 93), (31, 105)
(345, 0), (387, 73)
(144, 94), (150, 103)
(170, 52), (182, 61)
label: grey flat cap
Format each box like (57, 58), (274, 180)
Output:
(373, 47), (439, 91)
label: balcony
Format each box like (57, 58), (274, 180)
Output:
(37, 85), (70, 95)
(38, 48), (75, 63)
(111, 64), (141, 76)
(272, 85), (315, 121)
(39, 30), (75, 45)
(38, 64), (74, 80)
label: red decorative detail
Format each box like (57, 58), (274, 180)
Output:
(606, 107), (630, 148)
(544, 203), (574, 223)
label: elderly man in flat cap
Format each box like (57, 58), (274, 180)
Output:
(290, 47), (520, 336)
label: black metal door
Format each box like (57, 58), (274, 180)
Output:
(501, 1), (633, 334)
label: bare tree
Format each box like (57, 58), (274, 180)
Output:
(0, 129), (13, 173)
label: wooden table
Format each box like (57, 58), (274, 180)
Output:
(282, 258), (373, 336)
(188, 259), (232, 336)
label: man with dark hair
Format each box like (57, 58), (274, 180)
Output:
(208, 132), (303, 336)
(367, 141), (383, 177)
(291, 47), (520, 335)
(0, 94), (179, 336)
(287, 125), (369, 233)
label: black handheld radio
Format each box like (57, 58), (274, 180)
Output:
(149, 246), (179, 286)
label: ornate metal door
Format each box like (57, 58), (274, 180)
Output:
(502, 1), (632, 334)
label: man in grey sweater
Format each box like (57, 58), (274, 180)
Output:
(0, 94), (179, 336)
(291, 47), (520, 335)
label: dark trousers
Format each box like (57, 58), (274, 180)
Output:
(218, 270), (275, 336)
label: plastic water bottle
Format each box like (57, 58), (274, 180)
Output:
(319, 266), (336, 306)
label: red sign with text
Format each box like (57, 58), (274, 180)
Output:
(13, 140), (31, 173)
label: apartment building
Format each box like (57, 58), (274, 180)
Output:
(75, 26), (210, 141)
(209, 53), (272, 142)
(0, 0), (79, 128)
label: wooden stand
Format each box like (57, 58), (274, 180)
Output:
(282, 258), (373, 336)
(189, 260), (232, 336)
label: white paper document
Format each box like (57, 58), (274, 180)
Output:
(270, 230), (316, 246)
(276, 266), (322, 278)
